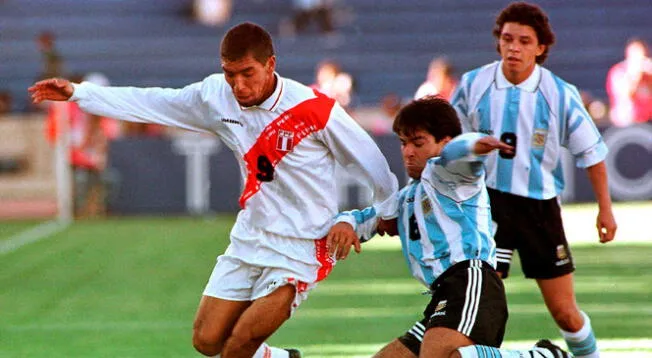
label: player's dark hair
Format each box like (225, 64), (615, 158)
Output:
(221, 22), (275, 64)
(392, 96), (462, 141)
(493, 2), (556, 64)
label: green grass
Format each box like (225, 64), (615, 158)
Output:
(1, 214), (651, 357)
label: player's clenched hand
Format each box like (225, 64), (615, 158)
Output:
(28, 78), (74, 104)
(377, 218), (398, 236)
(474, 136), (514, 156)
(326, 222), (361, 260)
(596, 209), (617, 243)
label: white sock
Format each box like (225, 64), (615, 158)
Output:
(252, 343), (290, 358)
(561, 311), (599, 358)
(457, 344), (556, 358)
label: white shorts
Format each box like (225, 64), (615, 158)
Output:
(202, 222), (336, 312)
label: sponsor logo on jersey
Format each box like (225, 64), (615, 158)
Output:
(276, 130), (295, 152)
(221, 118), (243, 126)
(532, 129), (548, 148)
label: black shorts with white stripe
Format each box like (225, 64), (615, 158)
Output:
(397, 260), (508, 355)
(488, 188), (575, 279)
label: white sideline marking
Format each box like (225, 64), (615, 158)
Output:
(0, 220), (70, 255)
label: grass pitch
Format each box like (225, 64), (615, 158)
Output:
(1, 203), (651, 357)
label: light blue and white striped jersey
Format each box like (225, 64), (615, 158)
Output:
(335, 133), (496, 288)
(451, 61), (608, 200)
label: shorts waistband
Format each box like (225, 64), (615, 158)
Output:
(430, 259), (494, 290)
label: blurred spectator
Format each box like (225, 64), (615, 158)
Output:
(36, 31), (64, 80)
(311, 59), (355, 110)
(606, 38), (652, 126)
(369, 93), (402, 136)
(414, 57), (457, 101)
(46, 73), (120, 217)
(193, 0), (232, 27)
(291, 0), (334, 35)
(580, 90), (609, 127)
(0, 91), (12, 115)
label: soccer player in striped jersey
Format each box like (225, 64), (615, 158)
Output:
(451, 2), (617, 357)
(328, 96), (571, 358)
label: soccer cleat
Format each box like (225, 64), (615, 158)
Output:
(285, 348), (302, 358)
(534, 339), (573, 358)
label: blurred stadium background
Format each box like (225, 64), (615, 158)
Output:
(1, 0), (651, 357)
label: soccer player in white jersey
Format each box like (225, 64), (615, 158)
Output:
(327, 96), (571, 358)
(450, 2), (618, 357)
(28, 22), (399, 358)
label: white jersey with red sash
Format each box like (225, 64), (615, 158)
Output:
(70, 73), (399, 240)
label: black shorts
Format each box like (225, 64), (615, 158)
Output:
(488, 188), (575, 279)
(398, 260), (508, 355)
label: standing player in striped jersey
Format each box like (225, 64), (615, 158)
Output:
(451, 2), (617, 357)
(328, 96), (571, 358)
(29, 22), (399, 358)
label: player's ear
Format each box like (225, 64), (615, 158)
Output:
(266, 55), (276, 74)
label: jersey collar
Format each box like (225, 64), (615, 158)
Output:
(495, 61), (541, 93)
(240, 73), (284, 112)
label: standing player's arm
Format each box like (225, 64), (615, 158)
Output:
(586, 162), (617, 243)
(32, 78), (211, 134)
(319, 103), (399, 219)
(562, 84), (617, 243)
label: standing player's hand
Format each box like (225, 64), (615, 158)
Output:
(28, 78), (74, 104)
(474, 136), (514, 156)
(326, 222), (361, 260)
(596, 209), (617, 243)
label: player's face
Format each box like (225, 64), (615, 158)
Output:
(222, 53), (276, 107)
(399, 130), (448, 179)
(498, 22), (545, 84)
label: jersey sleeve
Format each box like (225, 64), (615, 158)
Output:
(436, 132), (487, 178)
(318, 103), (399, 219)
(334, 206), (379, 243)
(70, 80), (212, 134)
(450, 73), (474, 133)
(561, 84), (608, 168)
(421, 133), (488, 201)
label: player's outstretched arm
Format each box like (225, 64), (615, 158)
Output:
(28, 78), (74, 103)
(473, 135), (514, 156)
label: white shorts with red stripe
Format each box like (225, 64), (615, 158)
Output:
(202, 221), (335, 313)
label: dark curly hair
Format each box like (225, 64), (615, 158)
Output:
(393, 96), (462, 141)
(493, 2), (556, 64)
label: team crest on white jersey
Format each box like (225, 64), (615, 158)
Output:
(532, 129), (548, 148)
(421, 197), (432, 215)
(276, 130), (295, 152)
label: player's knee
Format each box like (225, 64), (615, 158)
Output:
(223, 326), (265, 354)
(192, 323), (223, 356)
(550, 306), (583, 332)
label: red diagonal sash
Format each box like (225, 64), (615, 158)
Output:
(239, 91), (335, 208)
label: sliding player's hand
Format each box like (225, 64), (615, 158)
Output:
(474, 136), (514, 156)
(326, 222), (361, 260)
(28, 78), (74, 104)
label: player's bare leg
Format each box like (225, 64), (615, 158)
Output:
(193, 296), (251, 356)
(221, 284), (296, 358)
(538, 273), (599, 357)
(373, 339), (417, 358)
(420, 327), (474, 358)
